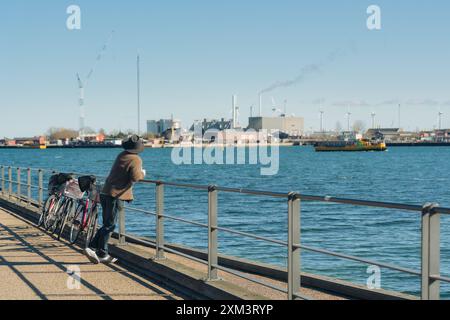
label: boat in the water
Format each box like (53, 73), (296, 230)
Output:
(314, 132), (387, 152)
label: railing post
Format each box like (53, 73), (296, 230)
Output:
(8, 167), (12, 199)
(16, 168), (21, 203)
(27, 168), (31, 206)
(421, 203), (440, 300)
(288, 192), (301, 300)
(38, 169), (43, 207)
(207, 185), (219, 281)
(155, 182), (165, 260)
(0, 166), (4, 196)
(118, 205), (127, 246)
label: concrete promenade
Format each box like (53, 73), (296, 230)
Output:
(0, 207), (182, 300)
(0, 193), (419, 301)
(0, 205), (346, 300)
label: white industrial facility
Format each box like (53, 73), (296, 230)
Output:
(147, 94), (304, 145)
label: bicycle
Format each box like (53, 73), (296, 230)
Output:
(68, 176), (100, 248)
(38, 173), (73, 229)
(46, 179), (85, 240)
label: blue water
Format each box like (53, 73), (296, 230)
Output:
(1, 146), (450, 298)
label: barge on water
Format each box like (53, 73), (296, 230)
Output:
(314, 132), (387, 152)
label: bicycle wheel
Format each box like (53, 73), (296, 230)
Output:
(57, 199), (75, 240)
(44, 196), (62, 231)
(48, 198), (67, 234)
(85, 207), (99, 248)
(69, 201), (85, 244)
(38, 195), (55, 227)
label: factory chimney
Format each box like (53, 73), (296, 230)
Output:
(232, 95), (238, 129)
(259, 94), (262, 117)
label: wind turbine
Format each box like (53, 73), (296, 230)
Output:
(346, 107), (352, 132)
(319, 110), (325, 132)
(438, 110), (444, 130)
(371, 112), (376, 129)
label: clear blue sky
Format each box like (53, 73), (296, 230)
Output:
(1, 0), (449, 137)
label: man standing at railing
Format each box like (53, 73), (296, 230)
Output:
(85, 135), (146, 264)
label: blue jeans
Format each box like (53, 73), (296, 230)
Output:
(90, 194), (124, 258)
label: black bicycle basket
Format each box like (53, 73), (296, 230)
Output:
(48, 173), (74, 195)
(78, 175), (97, 193)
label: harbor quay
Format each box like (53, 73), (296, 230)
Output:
(0, 165), (449, 300)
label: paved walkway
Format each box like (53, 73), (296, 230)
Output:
(0, 208), (182, 300)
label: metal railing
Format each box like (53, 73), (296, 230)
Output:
(1, 165), (450, 300)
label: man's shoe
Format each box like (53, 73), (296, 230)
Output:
(84, 248), (100, 264)
(99, 255), (118, 264)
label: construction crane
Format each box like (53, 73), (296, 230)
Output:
(76, 30), (114, 138)
(77, 74), (85, 136)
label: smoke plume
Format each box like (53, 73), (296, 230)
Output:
(259, 48), (349, 95)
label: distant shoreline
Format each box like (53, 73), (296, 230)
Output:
(386, 142), (450, 147)
(1, 142), (450, 150)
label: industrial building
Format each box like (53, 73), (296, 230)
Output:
(247, 116), (304, 137)
(147, 119), (182, 137)
(365, 128), (402, 141)
(190, 118), (233, 132)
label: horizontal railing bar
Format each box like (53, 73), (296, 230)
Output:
(125, 205), (209, 228)
(212, 263), (290, 295)
(142, 180), (210, 190)
(124, 206), (157, 216)
(161, 214), (209, 229)
(4, 165), (450, 213)
(1, 194), (34, 202)
(0, 166), (50, 173)
(297, 244), (421, 276)
(293, 292), (312, 300)
(141, 179), (289, 198)
(435, 207), (450, 214)
(160, 245), (209, 265)
(298, 194), (440, 213)
(1, 181), (42, 189)
(216, 226), (288, 246)
(119, 233), (158, 249)
(215, 186), (288, 198)
(5, 180), (41, 188)
(123, 233), (209, 265)
(70, 172), (108, 179)
(429, 274), (450, 283)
